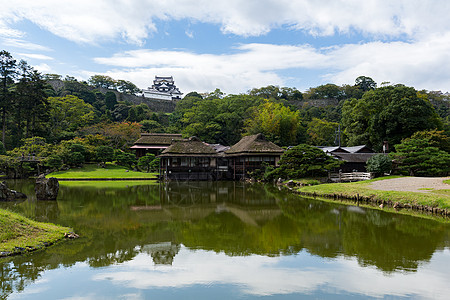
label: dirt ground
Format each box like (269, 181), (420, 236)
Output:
(370, 177), (450, 193)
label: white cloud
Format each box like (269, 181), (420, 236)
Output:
(92, 33), (450, 93)
(1, 1), (450, 44)
(2, 38), (52, 51)
(33, 63), (52, 73)
(17, 53), (53, 60)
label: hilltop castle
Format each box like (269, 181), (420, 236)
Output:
(142, 76), (183, 101)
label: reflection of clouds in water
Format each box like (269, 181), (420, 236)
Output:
(91, 246), (450, 299)
(95, 247), (327, 296)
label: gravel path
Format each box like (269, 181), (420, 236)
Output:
(370, 177), (450, 193)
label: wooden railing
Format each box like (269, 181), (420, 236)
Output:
(330, 172), (373, 182)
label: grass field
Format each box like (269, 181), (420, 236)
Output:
(0, 209), (71, 255)
(59, 180), (158, 189)
(297, 176), (450, 210)
(48, 163), (158, 179)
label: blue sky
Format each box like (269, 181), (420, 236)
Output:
(1, 0), (450, 95)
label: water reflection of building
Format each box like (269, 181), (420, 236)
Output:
(142, 242), (181, 265)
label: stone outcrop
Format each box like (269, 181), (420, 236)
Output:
(0, 181), (27, 201)
(35, 175), (59, 200)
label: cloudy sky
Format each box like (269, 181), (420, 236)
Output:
(1, 0), (449, 95)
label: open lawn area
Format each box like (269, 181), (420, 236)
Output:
(0, 209), (72, 256)
(59, 180), (158, 189)
(48, 163), (158, 179)
(297, 176), (450, 210)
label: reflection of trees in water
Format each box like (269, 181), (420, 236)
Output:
(278, 196), (448, 273)
(0, 180), (449, 297)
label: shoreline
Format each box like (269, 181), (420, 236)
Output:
(0, 209), (76, 258)
(290, 176), (450, 218)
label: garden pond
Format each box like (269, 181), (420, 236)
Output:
(0, 180), (449, 299)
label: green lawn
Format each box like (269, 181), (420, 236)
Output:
(297, 176), (450, 210)
(0, 208), (72, 255)
(59, 180), (158, 189)
(48, 163), (158, 179)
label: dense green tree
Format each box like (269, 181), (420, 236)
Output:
(0, 50), (17, 145)
(111, 103), (130, 122)
(137, 153), (156, 172)
(342, 85), (442, 151)
(48, 95), (95, 136)
(179, 94), (261, 145)
(269, 144), (342, 179)
(306, 118), (340, 146)
(115, 150), (136, 168)
(140, 120), (162, 132)
(304, 84), (342, 100)
(67, 151), (84, 166)
(409, 129), (450, 153)
(95, 145), (115, 164)
(69, 144), (87, 160)
(44, 154), (63, 170)
(0, 141), (5, 155)
(366, 154), (392, 177)
(244, 100), (303, 146)
(104, 91), (117, 110)
(390, 137), (450, 176)
(355, 76), (377, 91)
(88, 75), (116, 89)
(15, 61), (48, 139)
(248, 85), (303, 101)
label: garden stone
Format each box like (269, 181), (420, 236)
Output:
(0, 181), (27, 201)
(35, 175), (59, 200)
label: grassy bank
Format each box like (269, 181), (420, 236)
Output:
(296, 176), (450, 210)
(0, 209), (72, 256)
(48, 163), (158, 179)
(59, 180), (158, 189)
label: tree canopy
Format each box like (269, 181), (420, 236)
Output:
(342, 85), (442, 151)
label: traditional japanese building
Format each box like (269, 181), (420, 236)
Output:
(225, 134), (284, 180)
(130, 133), (183, 157)
(159, 137), (223, 181)
(142, 76), (183, 101)
(318, 145), (377, 172)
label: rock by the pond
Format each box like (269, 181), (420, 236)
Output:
(0, 181), (27, 201)
(35, 175), (59, 200)
(64, 232), (80, 239)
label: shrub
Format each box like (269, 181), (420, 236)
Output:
(366, 154), (392, 177)
(115, 151), (136, 169)
(95, 146), (114, 164)
(44, 154), (63, 170)
(137, 154), (156, 173)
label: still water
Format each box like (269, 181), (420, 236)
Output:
(0, 180), (449, 299)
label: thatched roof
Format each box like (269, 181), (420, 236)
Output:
(159, 137), (218, 157)
(225, 134), (284, 156)
(134, 133), (183, 146)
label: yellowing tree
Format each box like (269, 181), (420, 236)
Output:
(48, 95), (95, 134)
(244, 100), (302, 146)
